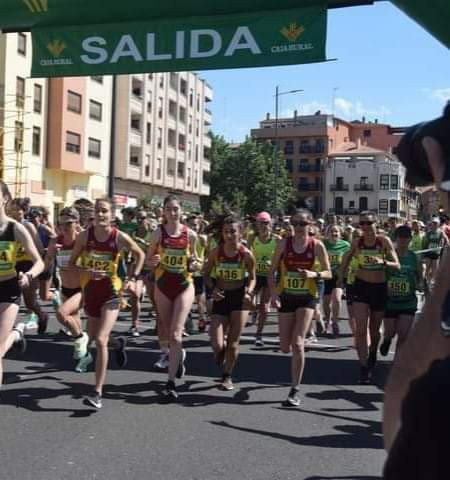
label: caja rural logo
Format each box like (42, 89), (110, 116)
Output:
(41, 38), (73, 66)
(271, 21), (313, 54)
(23, 0), (48, 13)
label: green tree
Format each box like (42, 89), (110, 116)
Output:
(201, 135), (293, 216)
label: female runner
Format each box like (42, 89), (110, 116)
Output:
(0, 183), (44, 391)
(69, 198), (144, 408)
(250, 212), (279, 347)
(269, 209), (331, 406)
(340, 212), (400, 384)
(379, 225), (422, 358)
(147, 196), (199, 399)
(323, 226), (350, 336)
(45, 207), (89, 369)
(204, 214), (256, 391)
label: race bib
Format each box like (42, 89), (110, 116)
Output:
(388, 278), (411, 297)
(84, 252), (114, 274)
(256, 257), (270, 276)
(216, 262), (244, 281)
(0, 241), (14, 273)
(161, 248), (187, 274)
(283, 271), (310, 295)
(57, 249), (72, 269)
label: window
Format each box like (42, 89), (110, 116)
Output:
(169, 73), (178, 90)
(189, 89), (193, 107)
(18, 33), (26, 55)
(169, 100), (177, 119)
(196, 119), (199, 137)
(390, 175), (399, 190)
(188, 141), (192, 159)
(158, 97), (163, 118)
(187, 167), (191, 187)
(380, 174), (389, 190)
(179, 106), (186, 124)
(315, 138), (325, 153)
(167, 158), (175, 176)
(157, 128), (162, 149)
(379, 199), (388, 214)
(66, 131), (81, 154)
(299, 159), (309, 172)
(195, 145), (199, 162)
(180, 79), (187, 96)
(159, 75), (164, 88)
(156, 158), (162, 180)
(349, 200), (355, 209)
(14, 121), (23, 153)
(285, 158), (293, 173)
(168, 129), (176, 147)
(88, 138), (101, 158)
(132, 78), (143, 98)
(196, 93), (200, 111)
(335, 197), (344, 214)
(16, 77), (25, 107)
(359, 197), (368, 211)
(32, 127), (41, 156)
(33, 84), (42, 113)
(91, 76), (103, 83)
(146, 122), (151, 145)
(194, 170), (199, 189)
(284, 140), (293, 154)
(389, 199), (398, 214)
(360, 176), (368, 186)
(89, 100), (102, 121)
(203, 171), (210, 185)
(148, 74), (153, 80)
(177, 162), (185, 178)
(178, 134), (185, 151)
(188, 115), (193, 134)
(363, 129), (371, 138)
(300, 140), (311, 153)
(67, 91), (82, 113)
(145, 155), (150, 177)
(336, 176), (344, 188)
(130, 115), (141, 131)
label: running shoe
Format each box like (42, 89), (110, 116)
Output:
(332, 322), (340, 336)
(315, 319), (325, 336)
(306, 332), (318, 344)
(75, 352), (93, 373)
(358, 366), (371, 385)
(176, 349), (186, 379)
(379, 337), (392, 357)
(59, 327), (72, 337)
(254, 336), (264, 347)
(185, 314), (195, 335)
(84, 391), (102, 409)
(128, 326), (140, 337)
(367, 348), (378, 369)
(154, 351), (169, 370)
(25, 312), (38, 331)
(220, 374), (234, 391)
(52, 290), (61, 307)
(162, 380), (178, 400)
(73, 332), (89, 360)
(284, 387), (301, 407)
(37, 312), (48, 335)
(114, 337), (128, 368)
(13, 323), (27, 354)
(245, 311), (257, 328)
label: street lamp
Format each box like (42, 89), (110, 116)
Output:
(273, 86), (303, 215)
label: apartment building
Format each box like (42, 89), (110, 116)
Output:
(114, 72), (212, 210)
(251, 111), (406, 215)
(325, 142), (418, 221)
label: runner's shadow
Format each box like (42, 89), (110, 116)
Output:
(306, 389), (383, 412)
(1, 381), (97, 418)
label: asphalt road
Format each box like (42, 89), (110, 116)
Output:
(1, 300), (388, 480)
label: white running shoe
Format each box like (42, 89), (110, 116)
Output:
(154, 351), (169, 370)
(73, 332), (89, 360)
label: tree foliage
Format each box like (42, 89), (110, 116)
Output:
(201, 134), (294, 216)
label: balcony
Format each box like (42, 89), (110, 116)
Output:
(354, 184), (374, 191)
(298, 183), (322, 192)
(330, 184), (349, 192)
(315, 145), (325, 154)
(299, 145), (312, 154)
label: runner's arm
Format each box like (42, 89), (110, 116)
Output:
(14, 222), (44, 280)
(203, 247), (217, 290)
(383, 237), (401, 270)
(244, 249), (256, 294)
(118, 232), (145, 278)
(44, 237), (58, 271)
(68, 230), (87, 269)
(315, 241), (332, 280)
(145, 228), (161, 270)
(338, 240), (358, 284)
(267, 239), (285, 297)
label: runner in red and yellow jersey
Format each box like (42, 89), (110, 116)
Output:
(147, 195), (200, 400)
(69, 198), (144, 409)
(269, 209), (331, 407)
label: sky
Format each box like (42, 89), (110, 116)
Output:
(199, 2), (450, 143)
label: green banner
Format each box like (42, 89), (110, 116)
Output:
(31, 6), (327, 77)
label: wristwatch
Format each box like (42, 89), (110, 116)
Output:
(316, 272), (322, 280)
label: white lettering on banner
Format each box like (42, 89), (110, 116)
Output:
(271, 43), (313, 53)
(110, 34), (143, 63)
(147, 33), (172, 61)
(79, 27), (263, 66)
(81, 36), (108, 64)
(190, 29), (222, 58)
(224, 26), (261, 56)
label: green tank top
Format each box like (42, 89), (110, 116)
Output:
(324, 239), (350, 277)
(409, 233), (424, 252)
(193, 237), (206, 277)
(251, 235), (277, 277)
(424, 230), (442, 250)
(386, 250), (418, 311)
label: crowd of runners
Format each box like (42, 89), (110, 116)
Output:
(0, 180), (448, 409)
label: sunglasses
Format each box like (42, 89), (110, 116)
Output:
(359, 221), (374, 226)
(137, 217), (147, 221)
(63, 220), (75, 225)
(291, 221), (310, 227)
(259, 221), (270, 225)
